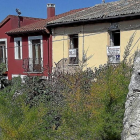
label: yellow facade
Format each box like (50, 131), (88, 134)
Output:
(52, 19), (140, 70)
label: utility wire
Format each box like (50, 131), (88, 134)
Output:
(52, 23), (140, 43)
(0, 22), (140, 50)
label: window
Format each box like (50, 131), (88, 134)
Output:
(107, 30), (120, 63)
(69, 34), (78, 64)
(14, 37), (22, 59)
(0, 41), (6, 63)
(32, 39), (41, 72)
(110, 30), (120, 46)
(32, 39), (41, 65)
(28, 36), (43, 72)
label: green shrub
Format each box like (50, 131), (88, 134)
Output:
(0, 32), (137, 140)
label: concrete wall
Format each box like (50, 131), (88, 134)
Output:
(52, 19), (140, 70)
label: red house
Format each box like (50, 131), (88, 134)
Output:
(0, 14), (44, 80)
(2, 4), (85, 80)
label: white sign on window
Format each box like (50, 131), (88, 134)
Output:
(107, 46), (120, 55)
(107, 46), (120, 63)
(69, 49), (76, 57)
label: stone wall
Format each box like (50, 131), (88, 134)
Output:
(122, 52), (140, 140)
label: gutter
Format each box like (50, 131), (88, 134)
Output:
(46, 12), (140, 28)
(6, 29), (49, 36)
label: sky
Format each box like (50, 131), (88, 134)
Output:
(0, 0), (117, 22)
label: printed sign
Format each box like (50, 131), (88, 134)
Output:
(107, 46), (120, 55)
(107, 46), (120, 63)
(69, 49), (76, 57)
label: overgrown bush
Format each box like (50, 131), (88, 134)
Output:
(0, 32), (136, 139)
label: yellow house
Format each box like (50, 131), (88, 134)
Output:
(47, 0), (140, 71)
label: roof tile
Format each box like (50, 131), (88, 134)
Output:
(47, 0), (140, 25)
(6, 8), (87, 35)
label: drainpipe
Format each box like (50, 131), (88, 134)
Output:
(48, 35), (52, 76)
(48, 36), (50, 76)
(82, 25), (85, 63)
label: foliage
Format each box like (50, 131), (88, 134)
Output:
(0, 78), (48, 140)
(51, 62), (131, 140)
(0, 63), (6, 76)
(0, 33), (136, 139)
(49, 33), (134, 140)
(0, 63), (8, 88)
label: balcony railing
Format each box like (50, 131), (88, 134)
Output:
(23, 58), (43, 73)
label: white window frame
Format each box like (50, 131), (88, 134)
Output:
(14, 37), (22, 59)
(0, 38), (8, 69)
(28, 35), (43, 72)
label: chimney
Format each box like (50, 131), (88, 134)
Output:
(47, 3), (55, 18)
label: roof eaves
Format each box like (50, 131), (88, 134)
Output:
(46, 12), (140, 27)
(6, 28), (49, 34)
(6, 28), (49, 35)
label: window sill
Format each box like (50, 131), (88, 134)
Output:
(23, 72), (43, 74)
(108, 62), (120, 64)
(68, 64), (79, 66)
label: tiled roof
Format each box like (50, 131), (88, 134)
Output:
(47, 0), (140, 26)
(6, 8), (87, 35)
(0, 15), (43, 28)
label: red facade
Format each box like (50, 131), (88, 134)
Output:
(7, 34), (52, 80)
(0, 15), (46, 80)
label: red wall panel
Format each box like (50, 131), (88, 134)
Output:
(0, 16), (51, 80)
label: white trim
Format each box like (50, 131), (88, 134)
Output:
(0, 38), (8, 69)
(28, 35), (43, 72)
(23, 72), (43, 74)
(14, 37), (22, 59)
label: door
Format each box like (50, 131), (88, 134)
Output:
(32, 39), (41, 72)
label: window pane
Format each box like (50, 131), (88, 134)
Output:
(32, 39), (41, 72)
(113, 31), (120, 46)
(14, 38), (22, 59)
(69, 34), (78, 64)
(17, 41), (21, 59)
(0, 46), (3, 63)
(110, 30), (120, 46)
(0, 41), (6, 63)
